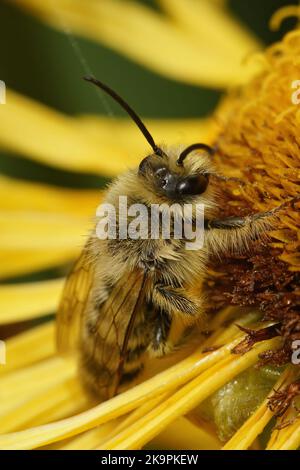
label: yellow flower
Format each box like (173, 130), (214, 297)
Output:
(0, 0), (300, 450)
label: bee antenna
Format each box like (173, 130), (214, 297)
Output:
(177, 143), (214, 166)
(83, 76), (164, 157)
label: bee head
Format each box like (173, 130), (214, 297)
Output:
(83, 76), (214, 201)
(138, 144), (214, 201)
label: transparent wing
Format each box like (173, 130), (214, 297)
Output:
(57, 244), (95, 352)
(82, 269), (147, 397)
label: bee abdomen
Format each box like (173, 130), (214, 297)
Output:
(80, 316), (150, 399)
(119, 364), (144, 385)
(126, 342), (148, 362)
(79, 347), (115, 398)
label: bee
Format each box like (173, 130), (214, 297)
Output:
(57, 76), (282, 400)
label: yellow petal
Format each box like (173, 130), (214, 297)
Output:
(274, 420), (300, 450)
(0, 278), (64, 324)
(0, 249), (77, 280)
(0, 211), (89, 250)
(98, 393), (171, 449)
(0, 356), (76, 412)
(64, 396), (168, 450)
(0, 321), (55, 376)
(0, 356), (76, 402)
(11, 0), (260, 88)
(0, 176), (100, 215)
(0, 177), (100, 278)
(26, 387), (88, 431)
(53, 422), (118, 450)
(99, 393), (220, 450)
(79, 115), (219, 169)
(0, 89), (105, 174)
(149, 416), (221, 450)
(0, 311), (278, 450)
(0, 356), (76, 404)
(0, 378), (86, 433)
(0, 338), (241, 449)
(267, 414), (297, 450)
(223, 401), (272, 450)
(100, 340), (279, 450)
(159, 0), (261, 64)
(0, 89), (216, 175)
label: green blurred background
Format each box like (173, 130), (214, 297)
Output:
(0, 0), (299, 188)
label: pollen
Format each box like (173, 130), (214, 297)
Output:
(208, 29), (300, 373)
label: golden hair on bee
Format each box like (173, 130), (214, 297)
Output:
(57, 76), (286, 400)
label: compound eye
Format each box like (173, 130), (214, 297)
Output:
(177, 174), (209, 196)
(155, 167), (168, 178)
(138, 157), (151, 176)
(154, 167), (169, 187)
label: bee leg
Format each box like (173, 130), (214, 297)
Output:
(211, 173), (245, 186)
(205, 209), (274, 230)
(204, 207), (278, 255)
(152, 284), (202, 318)
(148, 308), (172, 357)
(205, 196), (300, 233)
